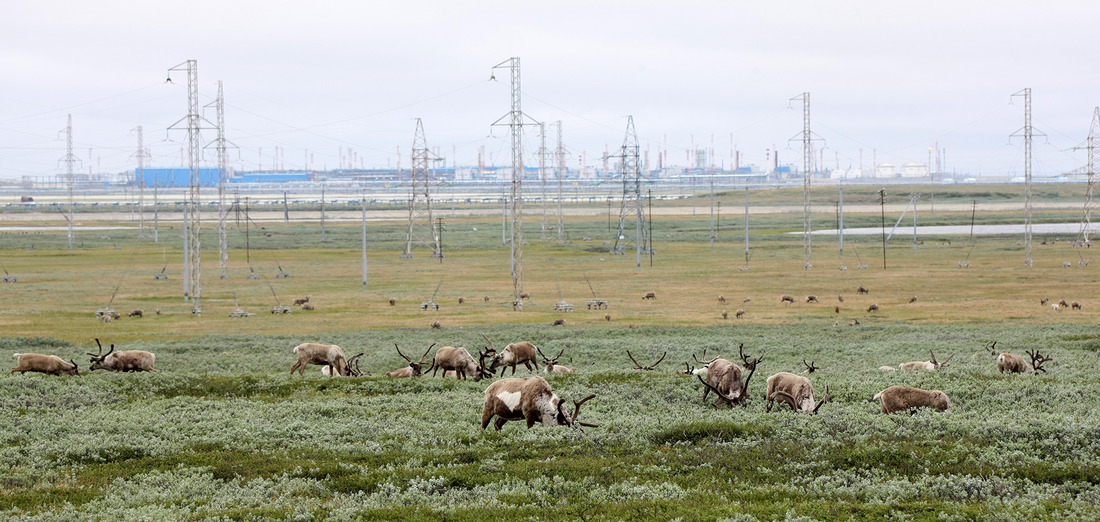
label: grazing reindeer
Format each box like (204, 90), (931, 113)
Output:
(385, 343), (435, 378)
(604, 314), (611, 322)
(642, 292), (657, 300)
(695, 343), (764, 408)
(1040, 297), (1050, 306)
(718, 295), (727, 303)
(428, 346), (493, 380)
(481, 376), (597, 431)
(538, 347), (574, 373)
(873, 385), (951, 414)
(856, 286), (869, 294)
(908, 296), (918, 303)
(431, 320), (442, 329)
(866, 303), (880, 313)
(1072, 301), (1082, 310)
(484, 335), (540, 377)
(551, 319), (566, 327)
(899, 349), (954, 371)
(986, 341), (1028, 374)
(88, 339), (156, 372)
(806, 295), (819, 303)
(388, 298), (396, 306)
(765, 372), (829, 414)
(721, 310), (728, 320)
(627, 350), (666, 371)
(458, 297), (466, 305)
(322, 352), (368, 376)
(11, 353), (79, 376)
(1026, 349), (1053, 374)
(781, 295), (796, 304)
(735, 309), (745, 319)
(293, 296), (310, 306)
(128, 309), (144, 318)
(290, 342), (347, 376)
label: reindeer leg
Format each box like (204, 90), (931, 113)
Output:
(495, 418), (508, 431)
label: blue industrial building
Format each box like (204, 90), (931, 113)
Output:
(138, 168), (221, 187)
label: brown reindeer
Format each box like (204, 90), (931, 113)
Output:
(484, 335), (540, 376)
(481, 376), (596, 431)
(87, 339), (156, 372)
(385, 343), (435, 378)
(11, 353), (79, 376)
(873, 386), (951, 414)
(428, 346), (493, 380)
(537, 346), (575, 373)
(765, 372), (829, 414)
(899, 349), (954, 371)
(695, 343), (764, 408)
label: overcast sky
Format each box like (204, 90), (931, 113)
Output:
(1, 1), (1098, 181)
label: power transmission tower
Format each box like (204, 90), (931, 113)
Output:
(402, 118), (441, 258)
(538, 121), (548, 240)
(167, 60), (204, 315)
(131, 126), (150, 239)
(1076, 107), (1100, 250)
(491, 57), (537, 305)
(788, 93), (821, 270)
(203, 81), (232, 278)
(1011, 88), (1043, 268)
(554, 121), (566, 242)
(59, 114), (79, 250)
(610, 115), (651, 270)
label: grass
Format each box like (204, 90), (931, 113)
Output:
(2, 185), (1100, 520)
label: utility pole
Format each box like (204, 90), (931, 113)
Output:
(402, 118), (440, 258)
(167, 59), (203, 314)
(1076, 107), (1100, 249)
(611, 116), (650, 270)
(202, 81), (231, 279)
(539, 121), (548, 240)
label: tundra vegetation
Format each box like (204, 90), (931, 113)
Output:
(3, 184), (1100, 519)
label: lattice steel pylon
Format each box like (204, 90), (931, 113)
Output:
(1077, 107), (1100, 248)
(1011, 88), (1041, 268)
(554, 121), (566, 242)
(202, 81), (231, 278)
(610, 116), (651, 270)
(168, 60), (203, 314)
(538, 121), (548, 240)
(491, 57), (536, 304)
(131, 126), (150, 239)
(60, 114), (78, 250)
(402, 118), (440, 258)
(788, 93), (820, 270)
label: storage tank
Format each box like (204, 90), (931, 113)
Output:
(875, 163), (896, 178)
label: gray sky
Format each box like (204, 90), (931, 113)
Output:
(1, 1), (1097, 181)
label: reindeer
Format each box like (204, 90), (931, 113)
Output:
(293, 296), (310, 306)
(908, 296), (918, 303)
(290, 342), (347, 376)
(856, 286), (869, 294)
(694, 343), (764, 408)
(985, 341), (1028, 374)
(388, 298), (396, 306)
(642, 292), (657, 300)
(11, 353), (79, 376)
(866, 303), (880, 313)
(721, 310), (728, 319)
(385, 343), (435, 378)
(458, 297), (466, 305)
(537, 347), (574, 373)
(899, 349), (954, 371)
(718, 295), (727, 304)
(806, 295), (819, 303)
(781, 295), (796, 304)
(735, 309), (745, 319)
(551, 319), (566, 327)
(484, 335), (540, 376)
(127, 309), (144, 318)
(628, 350), (666, 371)
(800, 359), (818, 374)
(322, 352), (368, 376)
(764, 372), (829, 414)
(301, 303), (315, 311)
(481, 376), (597, 431)
(873, 385), (951, 414)
(87, 339), (156, 372)
(428, 346), (492, 380)
(1072, 301), (1082, 310)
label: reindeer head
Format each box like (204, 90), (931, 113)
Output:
(555, 393), (598, 429)
(62, 359), (80, 376)
(345, 353), (368, 377)
(87, 338), (114, 371)
(537, 346), (565, 371)
(395, 343), (435, 377)
(929, 349), (954, 369)
(800, 359), (819, 374)
(627, 350), (666, 371)
(986, 340), (999, 356)
(475, 349), (494, 381)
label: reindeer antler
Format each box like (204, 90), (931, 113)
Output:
(1026, 349), (1053, 373)
(938, 353), (955, 368)
(928, 349), (938, 366)
(418, 343), (436, 364)
(480, 334), (498, 355)
(88, 338), (104, 358)
(571, 394), (598, 428)
(802, 359), (818, 373)
(812, 384), (830, 414)
(626, 350), (644, 369)
(394, 343), (413, 363)
(628, 350), (666, 370)
(692, 348), (714, 366)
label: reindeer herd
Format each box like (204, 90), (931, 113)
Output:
(10, 331), (1057, 428)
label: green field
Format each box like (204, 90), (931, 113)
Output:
(2, 185), (1099, 520)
